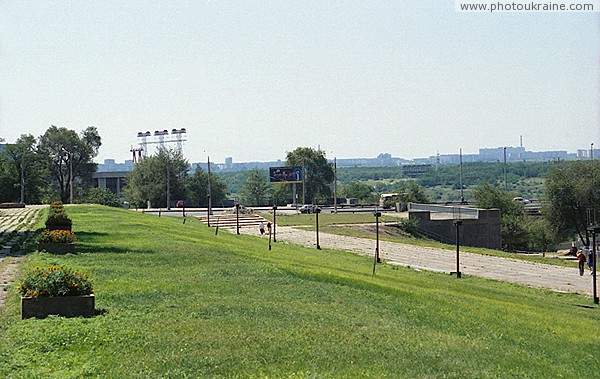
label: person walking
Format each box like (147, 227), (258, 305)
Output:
(259, 222), (265, 235)
(578, 250), (587, 276)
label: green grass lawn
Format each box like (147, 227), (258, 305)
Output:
(1, 205), (599, 378)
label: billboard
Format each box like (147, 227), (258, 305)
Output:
(269, 166), (303, 183)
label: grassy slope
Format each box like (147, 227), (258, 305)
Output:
(0, 206), (599, 378)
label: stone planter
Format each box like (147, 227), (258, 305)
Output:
(21, 294), (95, 319)
(37, 242), (76, 254)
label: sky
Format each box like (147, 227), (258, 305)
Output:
(1, 1), (599, 164)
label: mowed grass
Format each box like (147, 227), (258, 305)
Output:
(0, 206), (599, 377)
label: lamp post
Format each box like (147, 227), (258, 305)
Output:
(589, 226), (600, 304)
(375, 211), (381, 262)
(315, 207), (322, 250)
(452, 220), (463, 278)
(236, 203), (240, 235)
(20, 154), (25, 204)
(272, 206), (277, 242)
(373, 211), (382, 275)
(166, 154), (171, 210)
(207, 155), (212, 226)
(61, 147), (74, 204)
(333, 157), (337, 214)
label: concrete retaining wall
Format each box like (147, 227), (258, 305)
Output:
(409, 209), (502, 250)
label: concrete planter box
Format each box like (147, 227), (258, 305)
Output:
(37, 242), (76, 254)
(21, 294), (95, 319)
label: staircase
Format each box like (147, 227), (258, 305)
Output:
(196, 213), (270, 230)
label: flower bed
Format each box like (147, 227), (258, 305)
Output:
(18, 265), (94, 319)
(37, 229), (77, 254)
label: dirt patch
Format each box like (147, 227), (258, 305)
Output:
(0, 256), (24, 309)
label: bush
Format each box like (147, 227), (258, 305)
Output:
(45, 213), (73, 228)
(85, 188), (122, 207)
(45, 202), (73, 228)
(38, 229), (77, 244)
(398, 218), (420, 237)
(17, 265), (93, 298)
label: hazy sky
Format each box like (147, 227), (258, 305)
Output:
(1, 1), (598, 164)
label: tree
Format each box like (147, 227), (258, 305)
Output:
(281, 147), (334, 204)
(1, 134), (49, 204)
(38, 125), (101, 203)
(544, 160), (600, 246)
(340, 181), (374, 202)
(473, 182), (529, 250)
(239, 169), (271, 206)
(395, 181), (431, 203)
(123, 148), (188, 208)
(186, 168), (228, 207)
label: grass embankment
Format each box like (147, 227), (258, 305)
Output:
(0, 206), (598, 378)
(267, 212), (575, 268)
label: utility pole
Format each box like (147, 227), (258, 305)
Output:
(503, 147), (508, 191)
(166, 153), (171, 210)
(333, 157), (337, 214)
(61, 147), (74, 204)
(207, 156), (212, 226)
(20, 154), (25, 204)
(459, 148), (464, 203)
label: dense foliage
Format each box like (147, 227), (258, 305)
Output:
(544, 160), (600, 245)
(38, 125), (102, 203)
(239, 169), (271, 206)
(273, 147), (334, 204)
(84, 188), (122, 207)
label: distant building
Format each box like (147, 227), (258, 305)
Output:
(93, 159), (132, 196)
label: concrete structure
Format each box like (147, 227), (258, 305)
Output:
(92, 171), (128, 197)
(408, 204), (502, 250)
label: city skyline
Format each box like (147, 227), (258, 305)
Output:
(1, 2), (598, 163)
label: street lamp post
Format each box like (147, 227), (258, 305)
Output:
(20, 154), (25, 204)
(452, 220), (463, 278)
(315, 207), (322, 250)
(333, 157), (337, 214)
(166, 155), (171, 210)
(207, 156), (212, 226)
(589, 226), (600, 304)
(373, 211), (382, 276)
(61, 147), (74, 204)
(272, 206), (277, 242)
(236, 203), (240, 235)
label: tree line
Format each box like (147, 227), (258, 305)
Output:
(3, 126), (598, 252)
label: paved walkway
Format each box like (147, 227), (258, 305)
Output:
(241, 225), (594, 296)
(0, 205), (44, 309)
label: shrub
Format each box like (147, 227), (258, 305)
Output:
(17, 265), (93, 298)
(84, 188), (122, 207)
(45, 214), (73, 228)
(398, 218), (420, 237)
(38, 229), (77, 244)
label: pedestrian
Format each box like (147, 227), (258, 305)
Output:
(586, 248), (594, 274)
(570, 242), (578, 256)
(259, 222), (265, 235)
(578, 250), (586, 276)
(267, 222), (272, 233)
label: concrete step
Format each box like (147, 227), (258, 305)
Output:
(197, 213), (270, 229)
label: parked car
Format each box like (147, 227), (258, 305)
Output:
(299, 204), (321, 214)
(175, 200), (185, 207)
